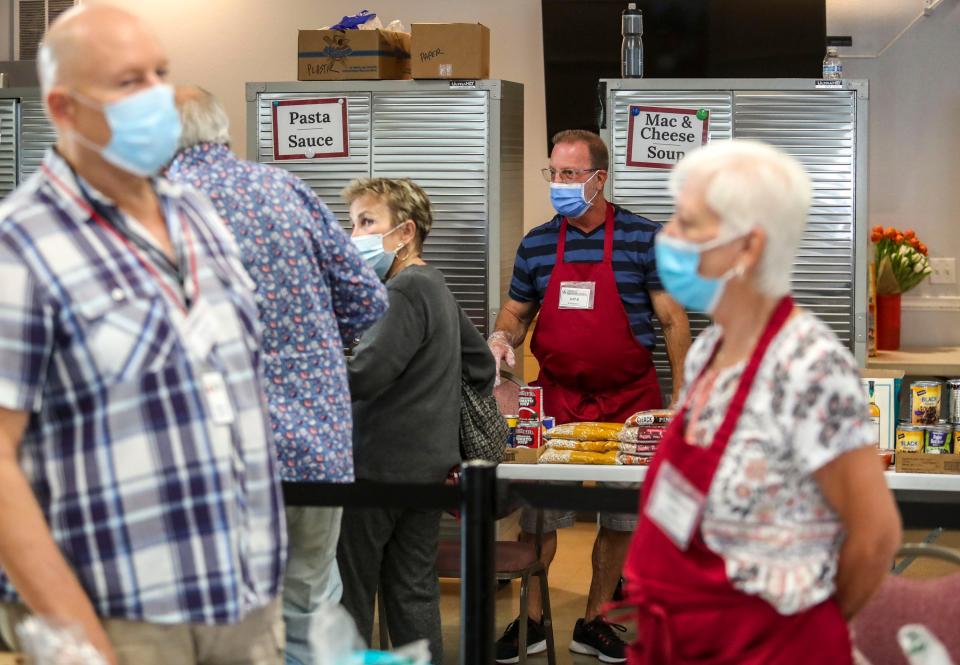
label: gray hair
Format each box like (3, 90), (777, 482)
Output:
(669, 140), (811, 298)
(177, 87), (231, 150)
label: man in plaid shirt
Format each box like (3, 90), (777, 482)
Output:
(0, 6), (286, 664)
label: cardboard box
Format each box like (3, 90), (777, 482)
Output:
(503, 445), (544, 464)
(298, 29), (411, 81)
(895, 452), (960, 474)
(862, 370), (905, 451)
(410, 23), (490, 79)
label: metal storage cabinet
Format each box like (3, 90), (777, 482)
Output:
(245, 80), (524, 335)
(0, 88), (56, 198)
(600, 78), (869, 393)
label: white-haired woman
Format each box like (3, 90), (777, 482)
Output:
(621, 140), (901, 664)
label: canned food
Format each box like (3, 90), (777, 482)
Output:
(948, 379), (960, 425)
(505, 416), (519, 429)
(896, 424), (926, 453)
(541, 416), (556, 431)
(911, 381), (942, 425)
(926, 424), (954, 454)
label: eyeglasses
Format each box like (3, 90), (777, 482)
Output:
(540, 167), (600, 183)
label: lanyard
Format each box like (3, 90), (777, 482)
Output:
(42, 164), (201, 314)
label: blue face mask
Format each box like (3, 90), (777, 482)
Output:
(550, 171), (600, 218)
(72, 85), (182, 177)
(655, 233), (746, 314)
(351, 225), (403, 280)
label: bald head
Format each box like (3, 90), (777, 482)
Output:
(40, 5), (166, 96)
(175, 85), (231, 150)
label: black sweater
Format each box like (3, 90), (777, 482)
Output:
(348, 265), (495, 482)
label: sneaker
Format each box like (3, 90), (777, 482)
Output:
(569, 617), (627, 663)
(495, 616), (548, 664)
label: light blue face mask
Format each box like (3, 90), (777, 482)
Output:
(550, 171), (600, 218)
(351, 225), (403, 280)
(655, 233), (746, 314)
(72, 85), (182, 177)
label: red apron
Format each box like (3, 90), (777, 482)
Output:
(531, 204), (662, 425)
(622, 296), (853, 665)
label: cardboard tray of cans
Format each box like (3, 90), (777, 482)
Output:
(895, 452), (960, 475)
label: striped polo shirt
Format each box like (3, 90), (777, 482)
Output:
(509, 205), (663, 350)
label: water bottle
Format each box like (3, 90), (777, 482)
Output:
(621, 3), (643, 78)
(822, 46), (842, 80)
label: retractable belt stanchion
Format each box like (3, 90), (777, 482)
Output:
(460, 461), (497, 665)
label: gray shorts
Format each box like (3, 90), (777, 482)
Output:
(519, 482), (640, 534)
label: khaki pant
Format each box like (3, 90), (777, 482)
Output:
(0, 598), (283, 665)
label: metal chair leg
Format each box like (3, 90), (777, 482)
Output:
(377, 587), (390, 650)
(536, 568), (556, 665)
(518, 573), (530, 665)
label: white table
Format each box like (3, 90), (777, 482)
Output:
(498, 464), (960, 493)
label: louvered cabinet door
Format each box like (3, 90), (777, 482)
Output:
(371, 90), (491, 333)
(254, 91), (372, 227)
(609, 90), (734, 401)
(18, 96), (55, 180)
(0, 99), (17, 199)
(734, 90), (858, 349)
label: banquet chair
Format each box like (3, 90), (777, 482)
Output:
(851, 543), (960, 665)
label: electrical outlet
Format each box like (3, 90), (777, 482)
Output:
(930, 258), (956, 285)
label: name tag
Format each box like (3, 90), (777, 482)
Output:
(184, 299), (219, 360)
(644, 461), (705, 551)
(201, 371), (236, 426)
(559, 282), (595, 310)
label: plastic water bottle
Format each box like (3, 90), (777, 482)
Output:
(621, 3), (643, 78)
(822, 46), (842, 79)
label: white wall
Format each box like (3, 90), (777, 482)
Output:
(844, 1), (960, 347)
(88, 0), (555, 234)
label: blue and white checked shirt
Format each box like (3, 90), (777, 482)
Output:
(0, 150), (285, 624)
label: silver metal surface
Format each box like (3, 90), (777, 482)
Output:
(246, 80), (524, 335)
(602, 79), (869, 397)
(18, 94), (54, 180)
(0, 98), (16, 198)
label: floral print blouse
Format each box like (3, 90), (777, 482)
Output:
(167, 143), (388, 483)
(680, 310), (874, 614)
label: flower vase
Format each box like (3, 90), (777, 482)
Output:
(876, 293), (901, 351)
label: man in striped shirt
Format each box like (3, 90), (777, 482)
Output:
(0, 7), (285, 664)
(490, 130), (690, 663)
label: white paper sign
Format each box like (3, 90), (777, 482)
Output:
(272, 97), (349, 161)
(626, 105), (709, 169)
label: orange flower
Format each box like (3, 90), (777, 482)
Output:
(884, 227), (897, 239)
(870, 231), (883, 243)
(919, 243), (928, 256)
(904, 229), (916, 240)
(872, 225), (884, 235)
(910, 238), (921, 250)
(893, 233), (904, 244)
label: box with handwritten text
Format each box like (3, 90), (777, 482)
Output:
(410, 23), (490, 79)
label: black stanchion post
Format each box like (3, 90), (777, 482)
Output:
(460, 461), (496, 665)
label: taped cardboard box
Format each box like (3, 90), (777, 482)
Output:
(503, 444), (544, 465)
(298, 29), (411, 81)
(410, 23), (490, 79)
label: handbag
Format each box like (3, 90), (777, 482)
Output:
(459, 375), (508, 464)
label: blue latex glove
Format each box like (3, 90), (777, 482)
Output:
(330, 10), (378, 30)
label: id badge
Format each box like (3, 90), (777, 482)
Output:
(559, 281), (596, 310)
(201, 371), (236, 426)
(184, 300), (219, 360)
(644, 461), (706, 551)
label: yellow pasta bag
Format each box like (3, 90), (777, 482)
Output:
(544, 422), (623, 441)
(546, 439), (620, 452)
(538, 449), (619, 465)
